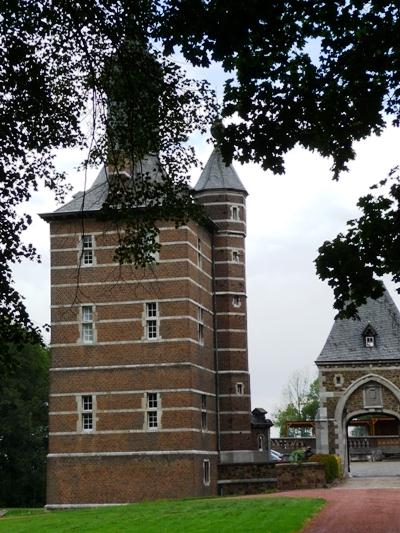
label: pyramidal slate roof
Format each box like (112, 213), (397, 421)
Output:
(194, 148), (247, 194)
(41, 155), (162, 218)
(317, 288), (400, 364)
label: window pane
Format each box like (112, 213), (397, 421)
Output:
(82, 235), (93, 248)
(82, 412), (93, 431)
(147, 320), (157, 339)
(82, 395), (92, 411)
(201, 394), (207, 410)
(83, 323), (94, 342)
(147, 393), (158, 409)
(82, 306), (93, 322)
(203, 460), (210, 485)
(83, 250), (93, 264)
(146, 302), (157, 318)
(148, 411), (158, 428)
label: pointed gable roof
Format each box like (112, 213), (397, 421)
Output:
(194, 148), (247, 194)
(41, 155), (163, 219)
(317, 288), (400, 364)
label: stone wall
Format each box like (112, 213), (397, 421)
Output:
(218, 461), (326, 496)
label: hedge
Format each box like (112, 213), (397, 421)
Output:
(309, 454), (341, 483)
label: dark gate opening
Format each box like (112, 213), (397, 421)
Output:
(347, 413), (400, 476)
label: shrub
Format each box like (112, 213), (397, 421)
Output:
(309, 454), (340, 483)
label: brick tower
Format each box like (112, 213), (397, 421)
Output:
(41, 149), (255, 507)
(194, 149), (253, 462)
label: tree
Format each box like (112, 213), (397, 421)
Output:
(0, 343), (49, 507)
(316, 166), (400, 318)
(274, 372), (319, 437)
(1, 1), (400, 341)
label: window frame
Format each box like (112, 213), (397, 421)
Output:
(236, 382), (244, 395)
(80, 394), (95, 432)
(146, 392), (159, 430)
(145, 302), (159, 340)
(203, 459), (210, 486)
(231, 206), (240, 221)
(81, 234), (94, 266)
(198, 306), (204, 345)
(81, 305), (94, 344)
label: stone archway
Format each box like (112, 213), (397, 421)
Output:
(334, 374), (400, 474)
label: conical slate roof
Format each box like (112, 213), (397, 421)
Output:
(43, 155), (163, 217)
(317, 288), (400, 364)
(194, 148), (247, 194)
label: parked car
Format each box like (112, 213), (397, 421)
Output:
(269, 449), (283, 462)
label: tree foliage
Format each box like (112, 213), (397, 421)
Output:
(1, 0), (400, 339)
(274, 372), (319, 437)
(0, 343), (49, 507)
(316, 166), (400, 318)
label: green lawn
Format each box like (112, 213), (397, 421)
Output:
(0, 497), (325, 533)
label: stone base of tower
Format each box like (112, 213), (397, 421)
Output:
(46, 454), (217, 507)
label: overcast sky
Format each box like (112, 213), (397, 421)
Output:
(12, 58), (400, 432)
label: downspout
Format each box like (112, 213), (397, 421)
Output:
(211, 228), (221, 455)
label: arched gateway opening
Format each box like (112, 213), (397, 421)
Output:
(347, 412), (400, 477)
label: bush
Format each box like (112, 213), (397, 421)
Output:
(308, 454), (340, 483)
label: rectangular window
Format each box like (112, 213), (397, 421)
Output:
(201, 394), (207, 410)
(82, 395), (93, 411)
(232, 250), (240, 263)
(236, 382), (244, 395)
(231, 206), (240, 221)
(146, 302), (158, 340)
(147, 411), (158, 429)
(82, 305), (94, 344)
(203, 459), (210, 486)
(201, 394), (207, 431)
(198, 307), (204, 345)
(82, 234), (94, 265)
(81, 395), (94, 432)
(197, 238), (202, 269)
(147, 392), (158, 409)
(365, 336), (375, 347)
(147, 392), (159, 430)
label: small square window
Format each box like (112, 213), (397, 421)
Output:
(365, 336), (375, 347)
(232, 296), (241, 308)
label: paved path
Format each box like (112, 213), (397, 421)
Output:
(239, 473), (400, 533)
(267, 483), (400, 533)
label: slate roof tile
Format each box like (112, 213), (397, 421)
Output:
(317, 288), (400, 364)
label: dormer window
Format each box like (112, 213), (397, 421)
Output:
(362, 324), (377, 348)
(365, 336), (375, 348)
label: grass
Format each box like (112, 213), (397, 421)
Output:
(0, 497), (325, 533)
